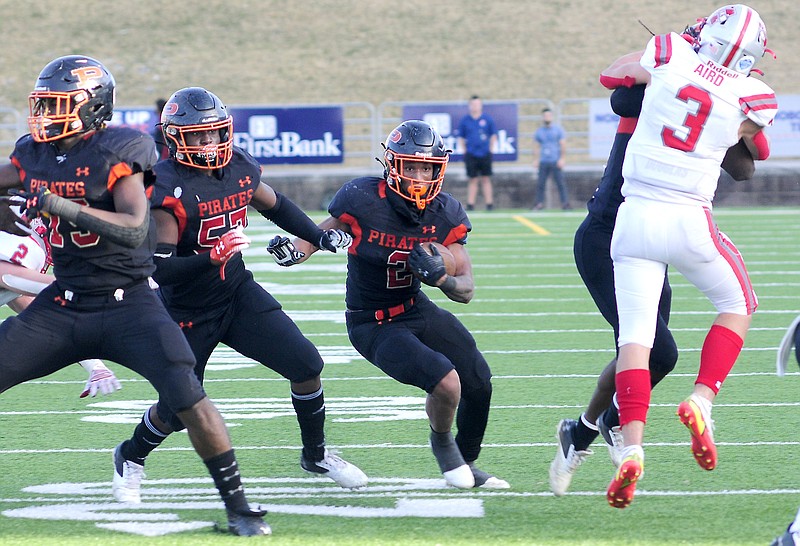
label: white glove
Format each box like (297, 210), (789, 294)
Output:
(80, 361), (122, 398)
(324, 229), (352, 250)
(267, 235), (305, 266)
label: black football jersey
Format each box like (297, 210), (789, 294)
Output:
(10, 127), (158, 293)
(328, 176), (470, 310)
(150, 147), (261, 309)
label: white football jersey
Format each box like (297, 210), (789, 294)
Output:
(622, 32), (778, 205)
(0, 219), (49, 273)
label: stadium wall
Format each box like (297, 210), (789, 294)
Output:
(265, 165), (800, 213)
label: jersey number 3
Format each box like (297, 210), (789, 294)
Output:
(662, 84), (712, 153)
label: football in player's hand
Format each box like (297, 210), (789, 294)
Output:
(421, 242), (456, 276)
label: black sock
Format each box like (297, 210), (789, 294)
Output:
(205, 449), (249, 513)
(122, 410), (170, 465)
(602, 405), (620, 429)
(291, 387), (326, 462)
(573, 413), (600, 451)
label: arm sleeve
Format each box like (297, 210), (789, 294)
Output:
(151, 242), (213, 286)
(257, 192), (324, 246)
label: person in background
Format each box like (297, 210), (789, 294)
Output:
(533, 107), (570, 210)
(457, 96), (497, 211)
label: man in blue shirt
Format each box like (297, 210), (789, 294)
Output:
(533, 108), (570, 210)
(457, 96), (497, 211)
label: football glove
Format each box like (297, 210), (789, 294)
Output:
(408, 243), (447, 286)
(8, 187), (52, 221)
(210, 226), (251, 280)
(318, 229), (352, 252)
(267, 235), (305, 266)
(80, 361), (122, 398)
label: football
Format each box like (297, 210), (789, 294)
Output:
(420, 242), (457, 276)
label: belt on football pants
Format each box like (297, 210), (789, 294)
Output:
(372, 297), (415, 323)
(52, 279), (148, 306)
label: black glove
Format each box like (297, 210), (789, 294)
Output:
(267, 235), (304, 266)
(8, 187), (52, 221)
(408, 244), (447, 286)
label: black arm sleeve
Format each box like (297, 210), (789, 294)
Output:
(257, 192), (324, 247)
(46, 195), (150, 249)
(151, 242), (213, 286)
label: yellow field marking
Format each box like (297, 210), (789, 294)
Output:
(512, 215), (550, 235)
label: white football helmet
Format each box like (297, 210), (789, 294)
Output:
(697, 4), (769, 74)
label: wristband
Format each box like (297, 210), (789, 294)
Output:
(752, 130), (770, 160)
(599, 74), (636, 90)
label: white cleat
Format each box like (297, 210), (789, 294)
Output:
(301, 449), (368, 489)
(112, 442), (145, 504)
(549, 419), (592, 496)
(598, 418), (626, 468)
(469, 463), (510, 489)
(443, 463), (476, 489)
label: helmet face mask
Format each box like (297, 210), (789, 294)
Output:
(161, 87), (233, 169)
(697, 4), (768, 74)
(27, 55), (115, 143)
(383, 120), (449, 211)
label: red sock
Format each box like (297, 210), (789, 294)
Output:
(615, 368), (651, 426)
(697, 324), (743, 394)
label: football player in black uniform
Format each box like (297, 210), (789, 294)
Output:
(0, 56), (269, 535)
(549, 55), (757, 496)
(112, 87), (367, 502)
(268, 120), (509, 489)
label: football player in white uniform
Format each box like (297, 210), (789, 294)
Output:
(0, 206), (121, 398)
(599, 4), (777, 508)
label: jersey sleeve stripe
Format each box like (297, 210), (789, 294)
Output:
(739, 93), (778, 114)
(106, 162), (134, 191)
(654, 34), (673, 67)
(338, 212), (361, 255)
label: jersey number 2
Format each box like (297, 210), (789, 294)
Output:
(662, 84), (712, 153)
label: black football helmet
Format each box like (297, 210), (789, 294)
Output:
(27, 55), (115, 143)
(161, 87), (233, 169)
(383, 120), (449, 210)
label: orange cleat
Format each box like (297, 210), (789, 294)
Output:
(677, 396), (717, 471)
(606, 446), (644, 509)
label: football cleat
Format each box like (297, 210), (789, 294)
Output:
(112, 442), (145, 504)
(606, 445), (645, 509)
(776, 314), (800, 376)
(549, 419), (593, 496)
(224, 506), (271, 536)
(770, 530), (800, 546)
(300, 449), (368, 489)
(430, 431), (474, 489)
(469, 462), (510, 489)
(597, 415), (625, 467)
(677, 394), (717, 470)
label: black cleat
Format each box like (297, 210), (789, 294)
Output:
(223, 506), (271, 536)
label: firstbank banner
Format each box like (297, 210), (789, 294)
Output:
(402, 103), (518, 161)
(111, 105), (344, 165)
(589, 94), (800, 160)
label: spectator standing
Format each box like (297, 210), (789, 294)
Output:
(457, 96), (497, 211)
(533, 108), (570, 210)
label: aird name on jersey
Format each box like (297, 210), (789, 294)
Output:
(694, 61), (741, 87)
(234, 131), (342, 159)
